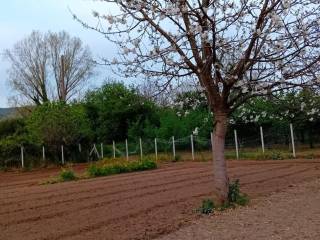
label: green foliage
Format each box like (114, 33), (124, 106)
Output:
(87, 159), (157, 177)
(0, 118), (35, 167)
(198, 199), (215, 214)
(27, 102), (92, 146)
(85, 82), (158, 142)
(150, 108), (212, 141)
(198, 180), (249, 214)
(269, 151), (285, 160)
(59, 168), (77, 181)
(228, 179), (249, 207)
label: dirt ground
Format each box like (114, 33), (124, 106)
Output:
(1, 160), (320, 240)
(158, 178), (320, 240)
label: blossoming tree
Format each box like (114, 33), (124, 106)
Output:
(77, 0), (320, 203)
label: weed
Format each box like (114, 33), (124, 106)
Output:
(269, 151), (284, 160)
(198, 199), (215, 214)
(59, 168), (77, 181)
(228, 179), (250, 206)
(198, 179), (249, 215)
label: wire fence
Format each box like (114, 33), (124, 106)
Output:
(1, 123), (320, 169)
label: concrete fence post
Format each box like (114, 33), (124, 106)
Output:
(154, 138), (158, 161)
(42, 146), (46, 162)
(21, 146), (24, 168)
(101, 143), (104, 159)
(191, 134), (195, 161)
(61, 145), (65, 165)
(113, 141), (116, 159)
(290, 123), (296, 158)
(234, 130), (239, 160)
(172, 136), (176, 159)
(125, 139), (129, 161)
(139, 138), (143, 160)
(260, 126), (265, 154)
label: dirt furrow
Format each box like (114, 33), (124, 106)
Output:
(0, 160), (319, 240)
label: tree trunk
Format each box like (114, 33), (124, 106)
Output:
(212, 113), (229, 204)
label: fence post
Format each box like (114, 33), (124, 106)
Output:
(61, 145), (65, 165)
(191, 134), (195, 161)
(79, 143), (81, 153)
(139, 138), (143, 160)
(234, 130), (239, 160)
(113, 141), (116, 159)
(21, 146), (24, 168)
(125, 139), (129, 161)
(260, 126), (265, 154)
(211, 132), (214, 148)
(290, 123), (296, 158)
(42, 146), (46, 162)
(101, 143), (104, 159)
(172, 136), (176, 159)
(154, 138), (158, 161)
(211, 132), (214, 159)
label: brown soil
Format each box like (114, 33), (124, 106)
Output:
(158, 178), (320, 240)
(1, 160), (320, 240)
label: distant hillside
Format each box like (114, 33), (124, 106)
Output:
(0, 108), (16, 119)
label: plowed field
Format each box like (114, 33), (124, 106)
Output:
(1, 160), (320, 240)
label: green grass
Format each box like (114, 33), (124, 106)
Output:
(87, 158), (157, 177)
(59, 168), (77, 181)
(42, 167), (78, 184)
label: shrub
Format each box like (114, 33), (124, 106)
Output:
(59, 168), (77, 181)
(87, 159), (157, 178)
(228, 179), (249, 206)
(198, 180), (249, 214)
(198, 199), (215, 214)
(269, 151), (284, 160)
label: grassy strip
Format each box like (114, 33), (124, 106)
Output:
(87, 159), (157, 177)
(42, 159), (157, 185)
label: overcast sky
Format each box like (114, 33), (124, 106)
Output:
(0, 0), (120, 108)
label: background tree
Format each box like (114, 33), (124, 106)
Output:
(5, 31), (94, 105)
(27, 102), (92, 147)
(84, 82), (158, 142)
(77, 0), (320, 203)
(5, 31), (50, 105)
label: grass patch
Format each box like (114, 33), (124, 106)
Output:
(42, 167), (78, 184)
(59, 168), (77, 181)
(225, 149), (289, 160)
(198, 199), (215, 214)
(226, 179), (250, 207)
(87, 158), (157, 178)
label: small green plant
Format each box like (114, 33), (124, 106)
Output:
(228, 179), (249, 206)
(59, 168), (77, 181)
(198, 199), (215, 214)
(270, 151), (284, 160)
(198, 180), (249, 214)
